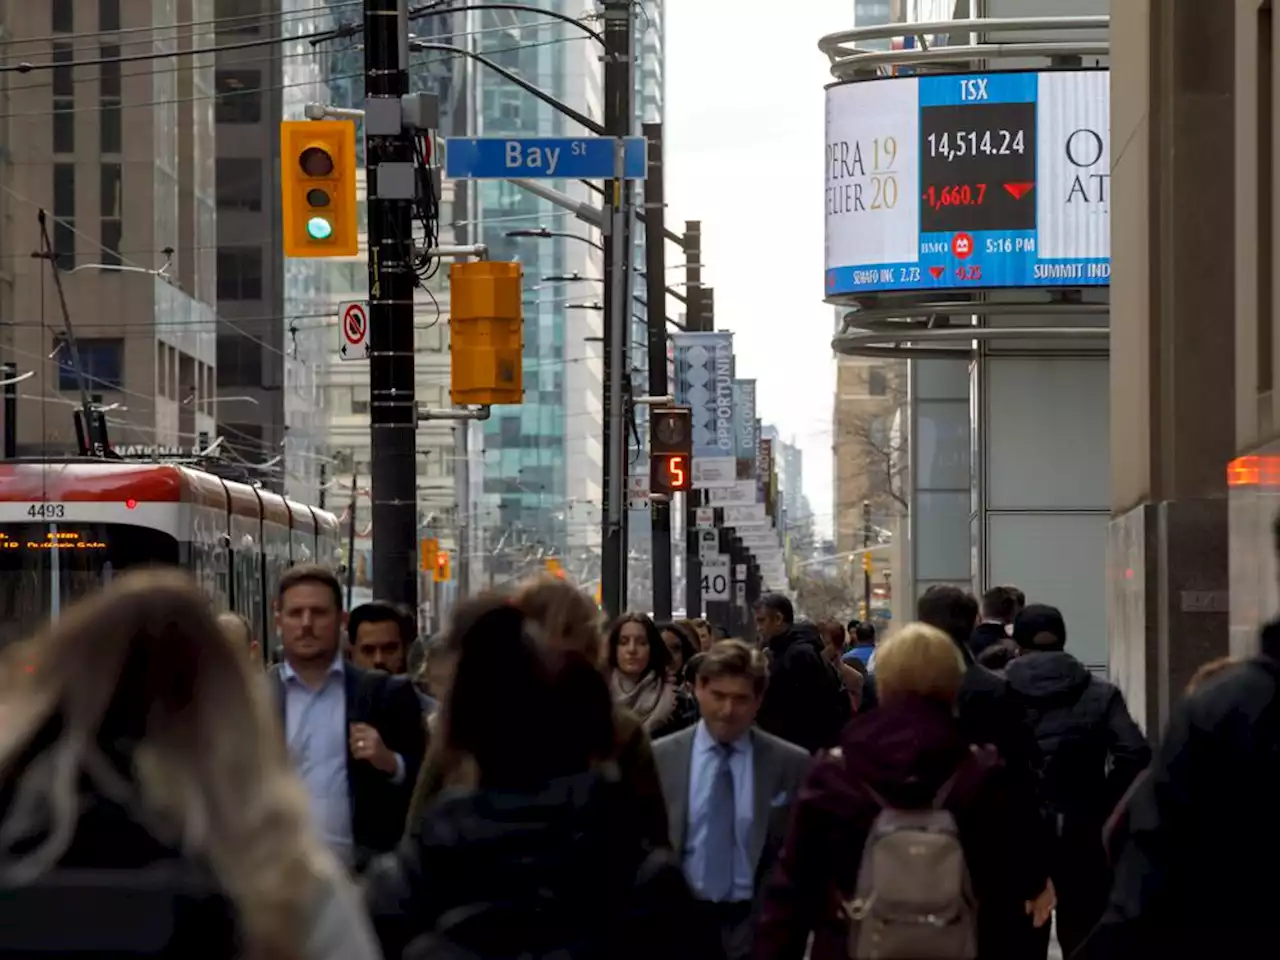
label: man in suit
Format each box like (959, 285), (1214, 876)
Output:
(652, 640), (811, 960)
(271, 563), (427, 873)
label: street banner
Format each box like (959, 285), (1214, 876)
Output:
(732, 380), (757, 480)
(672, 331), (735, 488)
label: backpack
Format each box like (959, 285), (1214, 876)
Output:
(842, 770), (978, 960)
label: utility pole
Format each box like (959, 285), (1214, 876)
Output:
(683, 221), (703, 619)
(2, 362), (15, 459)
(862, 499), (872, 618)
(642, 121), (672, 620)
(365, 0), (418, 608)
(601, 0), (634, 620)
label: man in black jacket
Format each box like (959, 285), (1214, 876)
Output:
(1005, 603), (1150, 958)
(752, 594), (850, 754)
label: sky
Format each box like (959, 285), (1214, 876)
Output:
(665, 0), (853, 541)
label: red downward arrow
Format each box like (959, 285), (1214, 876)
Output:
(1004, 181), (1035, 200)
(929, 266), (946, 279)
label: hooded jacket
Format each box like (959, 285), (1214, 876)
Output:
(753, 697), (1046, 960)
(755, 622), (851, 754)
(1005, 650), (1150, 826)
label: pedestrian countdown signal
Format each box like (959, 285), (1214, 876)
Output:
(280, 120), (358, 258)
(650, 453), (690, 497)
(649, 405), (693, 499)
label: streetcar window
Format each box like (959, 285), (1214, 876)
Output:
(0, 523), (180, 648)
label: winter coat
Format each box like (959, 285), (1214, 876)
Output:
(1078, 622), (1280, 959)
(364, 769), (716, 960)
(756, 623), (851, 754)
(752, 696), (1047, 960)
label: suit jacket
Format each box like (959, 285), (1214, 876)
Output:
(652, 723), (811, 895)
(271, 662), (427, 867)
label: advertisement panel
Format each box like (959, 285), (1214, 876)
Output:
(732, 380), (757, 479)
(672, 331), (736, 488)
(824, 70), (1109, 296)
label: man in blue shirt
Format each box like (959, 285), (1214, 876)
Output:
(652, 640), (811, 960)
(272, 564), (427, 871)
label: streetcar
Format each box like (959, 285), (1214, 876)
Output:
(0, 460), (342, 648)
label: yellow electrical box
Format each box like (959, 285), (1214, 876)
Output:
(450, 260), (524, 405)
(433, 550), (451, 583)
(419, 537), (439, 573)
(280, 120), (359, 258)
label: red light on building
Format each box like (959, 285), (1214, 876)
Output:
(125, 498), (138, 509)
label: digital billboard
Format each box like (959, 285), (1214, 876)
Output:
(824, 70), (1110, 296)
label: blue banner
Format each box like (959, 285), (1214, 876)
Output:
(673, 331), (736, 462)
(732, 380), (757, 479)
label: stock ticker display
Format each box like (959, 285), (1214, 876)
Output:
(824, 70), (1110, 296)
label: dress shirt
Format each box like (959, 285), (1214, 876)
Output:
(684, 720), (755, 902)
(281, 655), (406, 865)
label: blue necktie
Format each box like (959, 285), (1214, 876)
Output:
(702, 742), (736, 902)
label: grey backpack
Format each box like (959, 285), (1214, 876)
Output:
(842, 770), (978, 959)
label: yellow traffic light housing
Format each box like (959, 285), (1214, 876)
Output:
(433, 551), (452, 583)
(450, 261), (524, 406)
(419, 537), (439, 573)
(281, 120), (358, 258)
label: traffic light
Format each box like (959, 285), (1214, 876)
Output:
(433, 550), (451, 582)
(545, 556), (565, 579)
(419, 537), (439, 573)
(862, 551), (872, 574)
(649, 406), (692, 499)
(450, 261), (524, 405)
(280, 120), (358, 258)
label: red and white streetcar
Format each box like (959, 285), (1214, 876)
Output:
(0, 460), (341, 647)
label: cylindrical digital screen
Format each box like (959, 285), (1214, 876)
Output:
(824, 70), (1110, 296)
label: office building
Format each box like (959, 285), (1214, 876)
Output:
(1, 1), (219, 459)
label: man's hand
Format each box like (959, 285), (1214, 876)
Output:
(1025, 878), (1056, 928)
(349, 722), (398, 776)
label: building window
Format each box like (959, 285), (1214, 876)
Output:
(217, 334), (263, 386)
(217, 246), (263, 300)
(52, 43), (73, 98)
(868, 366), (888, 396)
(101, 102), (122, 153)
(100, 46), (121, 98)
(55, 337), (123, 391)
(215, 0), (262, 35)
(352, 398), (369, 415)
(52, 0), (73, 32)
(53, 163), (75, 269)
(99, 0), (120, 31)
(216, 157), (262, 211)
(53, 102), (73, 153)
(101, 163), (122, 267)
(215, 70), (263, 124)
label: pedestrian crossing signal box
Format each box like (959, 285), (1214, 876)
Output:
(280, 120), (359, 258)
(650, 453), (691, 498)
(433, 551), (451, 583)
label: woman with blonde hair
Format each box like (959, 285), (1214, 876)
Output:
(755, 622), (1045, 960)
(405, 576), (670, 851)
(0, 569), (379, 960)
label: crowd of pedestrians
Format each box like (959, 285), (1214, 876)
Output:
(2, 544), (1279, 958)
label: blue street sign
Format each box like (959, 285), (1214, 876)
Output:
(444, 136), (647, 180)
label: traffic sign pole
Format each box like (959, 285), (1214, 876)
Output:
(365, 0), (418, 611)
(600, 0), (634, 621)
(643, 121), (673, 621)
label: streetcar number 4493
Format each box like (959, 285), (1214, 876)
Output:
(27, 503), (65, 518)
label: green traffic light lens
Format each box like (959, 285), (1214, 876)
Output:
(306, 216), (333, 240)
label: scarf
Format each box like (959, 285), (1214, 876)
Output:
(610, 670), (677, 733)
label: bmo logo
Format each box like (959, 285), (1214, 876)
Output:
(951, 232), (974, 259)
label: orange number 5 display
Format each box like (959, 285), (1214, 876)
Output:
(669, 455), (686, 489)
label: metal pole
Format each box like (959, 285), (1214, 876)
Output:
(683, 221), (703, 619)
(452, 33), (475, 600)
(2, 362), (15, 459)
(643, 122), (673, 620)
(345, 456), (359, 610)
(600, 0), (633, 620)
(863, 499), (872, 618)
(365, 0), (418, 608)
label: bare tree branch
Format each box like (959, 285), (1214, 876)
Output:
(838, 381), (909, 514)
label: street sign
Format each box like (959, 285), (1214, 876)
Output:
(734, 563), (747, 580)
(695, 506), (715, 528)
(627, 474), (650, 509)
(735, 582), (746, 605)
(338, 300), (369, 361)
(445, 136), (648, 180)
(700, 556), (730, 601)
(697, 528), (719, 559)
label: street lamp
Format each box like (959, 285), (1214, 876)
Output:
(506, 227), (605, 253)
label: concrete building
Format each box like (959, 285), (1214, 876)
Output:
(0, 0), (219, 458)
